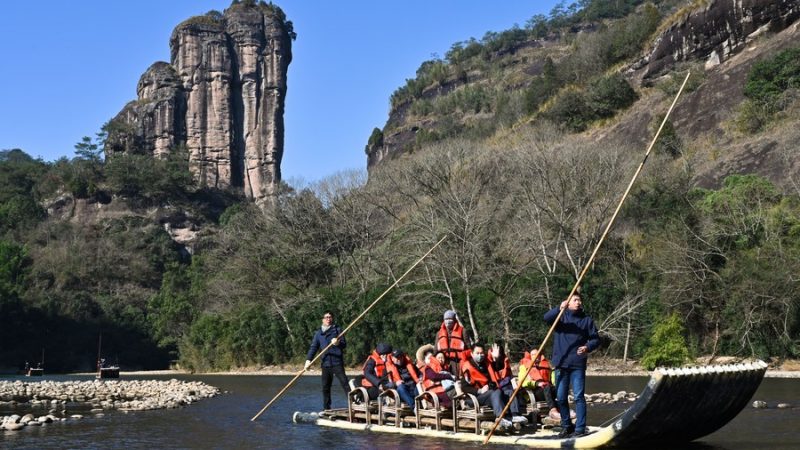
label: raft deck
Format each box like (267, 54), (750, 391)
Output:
(294, 361), (768, 448)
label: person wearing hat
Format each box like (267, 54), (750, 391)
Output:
(418, 345), (457, 408)
(305, 311), (348, 410)
(361, 343), (395, 400)
(435, 310), (472, 374)
(389, 348), (420, 408)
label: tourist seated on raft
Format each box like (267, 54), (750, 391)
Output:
(360, 343), (396, 400)
(388, 348), (420, 409)
(436, 310), (472, 375)
(460, 343), (528, 428)
(486, 342), (522, 415)
(519, 346), (561, 420)
(418, 345), (457, 408)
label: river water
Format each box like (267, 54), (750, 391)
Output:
(1, 374), (798, 449)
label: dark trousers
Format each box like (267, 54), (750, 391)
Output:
(499, 384), (521, 415)
(321, 364), (349, 410)
(475, 389), (512, 419)
(534, 383), (558, 410)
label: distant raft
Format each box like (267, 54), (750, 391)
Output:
(293, 361), (768, 448)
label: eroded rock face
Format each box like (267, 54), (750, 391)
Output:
(643, 0), (800, 78)
(106, 4), (293, 208)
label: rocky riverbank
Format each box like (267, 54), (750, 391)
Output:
(1, 379), (219, 432)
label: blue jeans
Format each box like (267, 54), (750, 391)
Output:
(556, 368), (586, 432)
(396, 382), (416, 409)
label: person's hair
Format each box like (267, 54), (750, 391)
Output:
(471, 343), (484, 352)
(571, 292), (582, 300)
(322, 311), (334, 317)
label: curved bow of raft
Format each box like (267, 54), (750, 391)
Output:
(293, 361), (767, 448)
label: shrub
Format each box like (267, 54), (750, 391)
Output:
(365, 127), (384, 154)
(641, 313), (690, 370)
(543, 89), (593, 131)
(524, 58), (561, 114)
(105, 146), (194, 201)
(651, 114), (682, 157)
(586, 73), (638, 118)
(744, 47), (800, 102)
(734, 99), (776, 134)
(736, 47), (800, 133)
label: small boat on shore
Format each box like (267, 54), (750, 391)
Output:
(294, 361), (768, 448)
(95, 333), (120, 379)
(96, 359), (120, 379)
(24, 349), (46, 377)
(26, 366), (44, 377)
(97, 366), (120, 379)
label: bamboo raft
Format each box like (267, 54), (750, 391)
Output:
(294, 361), (767, 448)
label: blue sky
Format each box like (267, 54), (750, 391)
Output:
(1, 1), (559, 182)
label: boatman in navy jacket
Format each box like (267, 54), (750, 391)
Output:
(544, 292), (599, 438)
(305, 311), (349, 410)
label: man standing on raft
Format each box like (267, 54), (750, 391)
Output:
(544, 292), (599, 438)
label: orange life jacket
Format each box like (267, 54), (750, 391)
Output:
(361, 351), (388, 387)
(487, 352), (512, 385)
(436, 322), (467, 361)
(387, 355), (420, 384)
(421, 356), (447, 394)
(520, 351), (553, 385)
(460, 357), (492, 390)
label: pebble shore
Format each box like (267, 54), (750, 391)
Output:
(1, 379), (219, 432)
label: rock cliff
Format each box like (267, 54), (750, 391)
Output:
(642, 0), (800, 78)
(367, 0), (800, 173)
(106, 3), (294, 208)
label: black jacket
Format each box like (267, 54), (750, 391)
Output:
(306, 325), (346, 368)
(543, 307), (599, 369)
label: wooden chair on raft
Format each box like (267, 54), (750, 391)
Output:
(414, 387), (452, 431)
(377, 387), (416, 427)
(521, 388), (550, 423)
(452, 392), (496, 435)
(508, 376), (549, 424)
(347, 379), (378, 423)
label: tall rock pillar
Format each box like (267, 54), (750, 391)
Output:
(106, 3), (293, 208)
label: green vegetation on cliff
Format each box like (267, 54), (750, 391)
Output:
(382, 0), (664, 153)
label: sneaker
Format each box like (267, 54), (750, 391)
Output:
(511, 415), (529, 425)
(498, 418), (513, 430)
(557, 427), (574, 439)
(572, 429), (589, 438)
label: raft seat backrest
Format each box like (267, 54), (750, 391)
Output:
(521, 388), (549, 421)
(415, 390), (452, 431)
(452, 392), (495, 435)
(347, 385), (378, 424)
(377, 388), (414, 427)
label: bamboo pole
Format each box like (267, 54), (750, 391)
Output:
(251, 234), (448, 421)
(483, 72), (692, 444)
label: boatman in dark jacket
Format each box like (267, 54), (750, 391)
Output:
(305, 311), (348, 410)
(544, 292), (599, 438)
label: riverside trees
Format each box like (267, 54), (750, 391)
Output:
(2, 127), (799, 370)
